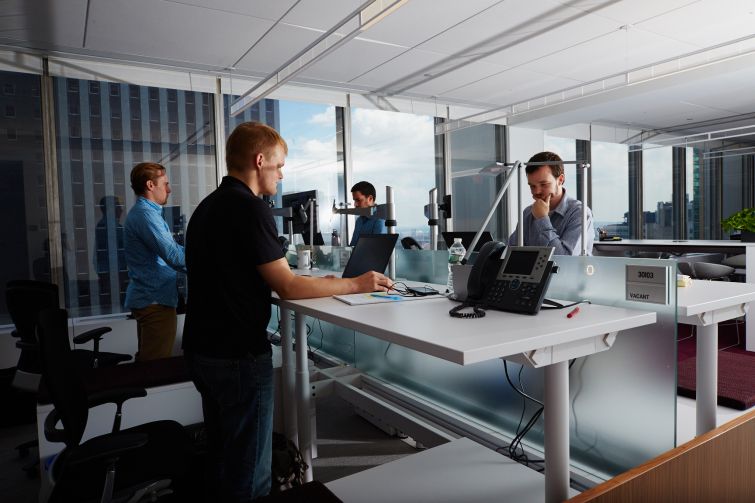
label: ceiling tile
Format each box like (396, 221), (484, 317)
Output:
(349, 49), (447, 87)
(0, 0), (88, 48)
(86, 0), (274, 69)
(299, 38), (408, 83)
(235, 23), (322, 74)
(283, 0), (369, 30)
(161, 0), (298, 20)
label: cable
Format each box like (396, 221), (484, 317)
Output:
(540, 299), (591, 310)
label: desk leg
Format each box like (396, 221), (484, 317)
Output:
(696, 324), (717, 435)
(544, 361), (569, 503)
(746, 247), (755, 352)
(279, 307), (298, 445)
(295, 312), (314, 482)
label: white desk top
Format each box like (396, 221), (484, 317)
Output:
(274, 294), (656, 366)
(327, 437), (578, 503)
(676, 280), (755, 318)
(595, 239), (755, 249)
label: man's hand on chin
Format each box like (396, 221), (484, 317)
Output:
(532, 194), (551, 219)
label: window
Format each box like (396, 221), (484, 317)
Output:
(5, 105), (15, 118)
(54, 77), (218, 317)
(642, 146), (673, 239)
(109, 84), (120, 97)
(592, 141), (629, 238)
(89, 81), (100, 95)
(351, 108), (436, 246)
(544, 135), (577, 194)
(0, 70), (47, 325)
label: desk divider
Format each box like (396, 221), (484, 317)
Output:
(271, 249), (677, 484)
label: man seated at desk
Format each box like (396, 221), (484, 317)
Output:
(508, 151), (594, 255)
(349, 180), (386, 246)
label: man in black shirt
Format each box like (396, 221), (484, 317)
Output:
(183, 122), (390, 502)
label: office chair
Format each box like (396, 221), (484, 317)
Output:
(6, 280), (132, 370)
(37, 307), (193, 503)
(677, 262), (734, 281)
(5, 280), (131, 475)
(401, 237), (422, 250)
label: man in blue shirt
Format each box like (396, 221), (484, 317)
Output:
(508, 151), (594, 255)
(349, 180), (386, 246)
(124, 162), (186, 361)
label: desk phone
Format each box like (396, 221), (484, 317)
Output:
(481, 246), (555, 315)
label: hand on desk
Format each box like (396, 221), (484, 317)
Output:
(353, 271), (391, 293)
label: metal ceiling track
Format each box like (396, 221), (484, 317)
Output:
(230, 0), (409, 117)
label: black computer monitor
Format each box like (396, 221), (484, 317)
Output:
(441, 231), (493, 252)
(341, 234), (398, 278)
(281, 190), (319, 236)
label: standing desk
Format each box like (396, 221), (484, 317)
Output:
(595, 239), (755, 351)
(676, 280), (755, 435)
(273, 293), (656, 503)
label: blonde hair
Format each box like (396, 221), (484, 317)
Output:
(226, 122), (288, 172)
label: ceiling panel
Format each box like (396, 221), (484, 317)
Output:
(0, 0), (88, 48)
(283, 0), (370, 30)
(439, 67), (582, 107)
(160, 0), (298, 20)
(517, 27), (696, 84)
(362, 0), (503, 47)
(636, 0), (755, 48)
(235, 23), (322, 74)
(86, 0), (275, 69)
(299, 38), (408, 83)
(584, 0), (702, 26)
(401, 59), (510, 99)
(349, 49), (448, 87)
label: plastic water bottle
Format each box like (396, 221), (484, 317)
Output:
(447, 237), (466, 294)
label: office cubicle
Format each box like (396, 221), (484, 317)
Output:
(270, 248), (677, 483)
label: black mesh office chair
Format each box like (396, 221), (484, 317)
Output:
(6, 280), (132, 370)
(37, 307), (193, 503)
(5, 280), (132, 475)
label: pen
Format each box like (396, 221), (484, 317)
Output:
(372, 293), (402, 300)
(566, 307), (580, 318)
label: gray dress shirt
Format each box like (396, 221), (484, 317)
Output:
(508, 189), (594, 255)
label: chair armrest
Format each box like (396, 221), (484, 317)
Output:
(73, 326), (112, 344)
(66, 432), (148, 467)
(44, 409), (66, 443)
(11, 329), (19, 338)
(88, 387), (147, 409)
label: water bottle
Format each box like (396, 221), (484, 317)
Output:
(331, 229), (341, 246)
(447, 238), (466, 294)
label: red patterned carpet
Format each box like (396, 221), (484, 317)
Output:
(677, 322), (755, 410)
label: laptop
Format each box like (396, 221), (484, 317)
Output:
(441, 231), (493, 252)
(341, 234), (399, 278)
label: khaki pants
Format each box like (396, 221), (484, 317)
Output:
(132, 304), (177, 362)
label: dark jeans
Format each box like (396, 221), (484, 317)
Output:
(186, 351), (274, 502)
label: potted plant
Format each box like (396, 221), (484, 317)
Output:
(721, 207), (755, 242)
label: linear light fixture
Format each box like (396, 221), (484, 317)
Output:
(230, 0), (409, 117)
(435, 33), (755, 136)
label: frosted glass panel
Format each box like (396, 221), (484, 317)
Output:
(353, 255), (676, 481)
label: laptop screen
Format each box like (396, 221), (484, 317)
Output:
(441, 231), (493, 252)
(342, 234), (399, 278)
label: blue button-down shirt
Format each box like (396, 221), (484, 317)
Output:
(124, 197), (186, 309)
(508, 189), (594, 256)
(350, 216), (387, 246)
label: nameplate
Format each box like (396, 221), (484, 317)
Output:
(625, 265), (669, 305)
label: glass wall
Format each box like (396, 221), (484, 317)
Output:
(544, 134), (577, 194)
(0, 70), (47, 325)
(449, 123), (504, 241)
(642, 146), (673, 238)
(592, 141), (629, 238)
(53, 78), (217, 318)
(351, 108), (436, 247)
(686, 147), (700, 239)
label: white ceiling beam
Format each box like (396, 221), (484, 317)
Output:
(230, 0), (410, 117)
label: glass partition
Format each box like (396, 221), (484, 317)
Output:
(350, 254), (676, 481)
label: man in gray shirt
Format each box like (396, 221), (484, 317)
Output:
(508, 151), (594, 255)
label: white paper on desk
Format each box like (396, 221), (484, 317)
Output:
(332, 293), (443, 306)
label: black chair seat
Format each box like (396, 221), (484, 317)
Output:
(72, 349), (132, 368)
(51, 420), (193, 503)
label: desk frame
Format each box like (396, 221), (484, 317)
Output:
(274, 297), (655, 503)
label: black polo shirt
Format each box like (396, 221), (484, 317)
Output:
(183, 176), (285, 358)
